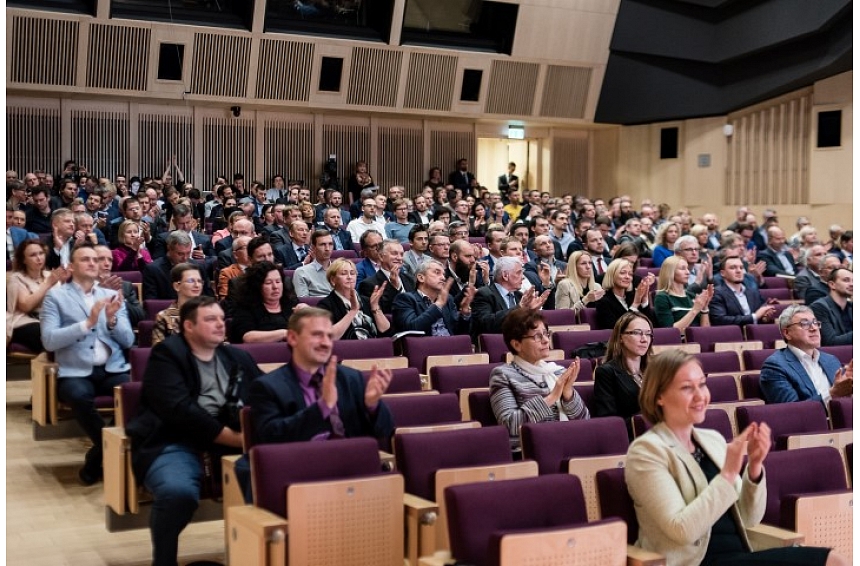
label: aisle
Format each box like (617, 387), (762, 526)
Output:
(5, 379), (225, 566)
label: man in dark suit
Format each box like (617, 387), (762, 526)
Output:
(447, 158), (477, 195)
(142, 231), (214, 300)
(445, 239), (487, 299)
(6, 204), (38, 261)
(759, 304), (851, 404)
(149, 204), (215, 260)
(710, 257), (776, 327)
(470, 256), (548, 342)
(321, 206), (354, 252)
(524, 235), (566, 310)
(810, 268), (853, 346)
(497, 162), (519, 199)
(125, 296), (262, 566)
(46, 209), (76, 269)
(355, 229), (384, 288)
(358, 239), (415, 314)
(274, 220), (311, 270)
(792, 245), (827, 304)
(392, 259), (476, 336)
(756, 226), (798, 277)
(804, 254), (842, 305)
(248, 307), (394, 446)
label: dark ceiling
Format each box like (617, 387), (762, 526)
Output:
(594, 0), (853, 125)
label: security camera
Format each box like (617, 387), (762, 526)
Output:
(230, 106), (241, 118)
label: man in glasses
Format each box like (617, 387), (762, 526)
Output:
(347, 197), (387, 244)
(760, 304), (852, 404)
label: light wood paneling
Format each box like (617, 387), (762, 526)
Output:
(6, 105), (62, 176)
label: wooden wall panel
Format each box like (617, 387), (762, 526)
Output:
(9, 16), (79, 86)
(377, 127), (424, 193)
(70, 110), (130, 181)
(321, 125), (372, 194)
(138, 113), (194, 181)
(201, 117), (256, 187)
(6, 107), (62, 176)
(87, 24), (150, 91)
(263, 119), (315, 187)
(429, 130), (475, 181)
(551, 136), (589, 195)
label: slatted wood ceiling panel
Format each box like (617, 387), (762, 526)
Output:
(540, 65), (592, 119)
(263, 120), (315, 188)
(6, 107), (62, 176)
(10, 16), (79, 86)
(485, 61), (540, 116)
(191, 33), (251, 98)
(70, 111), (130, 180)
(255, 39), (314, 101)
(430, 131), (475, 181)
(201, 118), (256, 188)
(347, 47), (402, 107)
(551, 137), (589, 195)
(726, 92), (810, 206)
(377, 127), (424, 193)
(322, 125), (372, 192)
(403, 52), (457, 112)
(138, 114), (194, 180)
(87, 24), (150, 91)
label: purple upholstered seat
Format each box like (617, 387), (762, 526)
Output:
(431, 363), (499, 394)
(445, 475), (590, 566)
(384, 392), (462, 428)
(695, 351), (742, 374)
(828, 398), (853, 429)
(652, 327), (683, 345)
(394, 426), (512, 500)
(759, 288), (792, 301)
(143, 299), (173, 321)
(332, 337), (395, 360)
(250, 437), (382, 519)
(233, 342), (293, 366)
(117, 381), (144, 427)
(129, 347), (151, 382)
(736, 400), (829, 450)
(520, 417), (629, 475)
(297, 296), (323, 307)
(541, 309), (578, 327)
(403, 335), (473, 373)
(706, 374), (740, 402)
(820, 345), (853, 364)
(743, 348), (778, 371)
(745, 325), (784, 349)
(685, 325), (744, 352)
(741, 373), (764, 400)
(136, 320), (156, 348)
(761, 446), (848, 527)
(552, 329), (612, 358)
(478, 334), (508, 363)
(467, 390), (497, 427)
(578, 307), (598, 329)
(361, 367), (423, 393)
(596, 467), (638, 544)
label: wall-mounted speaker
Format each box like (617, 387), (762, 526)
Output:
(817, 110), (841, 148)
(660, 127), (678, 159)
(319, 57), (344, 93)
(460, 69), (482, 102)
(157, 43), (184, 81)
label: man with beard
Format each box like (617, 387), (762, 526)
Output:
(446, 239), (487, 299)
(810, 268), (853, 346)
(524, 234), (565, 309)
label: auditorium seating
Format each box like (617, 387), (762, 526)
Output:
(736, 401), (833, 450)
(552, 329), (612, 359)
(685, 325), (744, 352)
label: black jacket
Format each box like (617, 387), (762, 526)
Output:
(126, 334), (262, 482)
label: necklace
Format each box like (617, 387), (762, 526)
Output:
(630, 371), (643, 388)
(692, 445), (704, 464)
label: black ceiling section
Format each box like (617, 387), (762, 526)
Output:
(595, 0), (853, 125)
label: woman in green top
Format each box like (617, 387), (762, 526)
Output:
(653, 256), (713, 331)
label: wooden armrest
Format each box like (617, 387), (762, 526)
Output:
(227, 505), (288, 566)
(342, 357), (408, 371)
(418, 552), (454, 566)
(379, 450), (395, 471)
(626, 545), (666, 566)
(103, 426), (130, 515)
(745, 524), (804, 550)
(404, 494), (439, 566)
(404, 493), (438, 522)
(499, 521), (627, 564)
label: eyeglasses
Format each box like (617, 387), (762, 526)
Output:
(680, 248), (701, 253)
(182, 278), (203, 285)
(786, 319), (822, 330)
(430, 242), (450, 247)
(454, 230), (469, 236)
(522, 330), (553, 342)
(622, 330), (654, 338)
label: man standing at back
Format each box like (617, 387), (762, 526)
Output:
(41, 245), (134, 485)
(126, 296), (261, 566)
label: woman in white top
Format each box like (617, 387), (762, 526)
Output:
(7, 239), (67, 351)
(556, 250), (605, 312)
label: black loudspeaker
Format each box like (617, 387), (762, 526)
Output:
(319, 57), (344, 93)
(157, 43), (184, 81)
(817, 110), (841, 148)
(460, 69), (482, 102)
(660, 127), (679, 159)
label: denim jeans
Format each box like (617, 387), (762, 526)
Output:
(144, 444), (202, 566)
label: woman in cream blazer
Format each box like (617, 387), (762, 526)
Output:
(625, 350), (843, 566)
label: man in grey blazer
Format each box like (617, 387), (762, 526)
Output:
(41, 244), (135, 484)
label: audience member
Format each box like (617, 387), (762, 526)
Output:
(523, 234), (566, 308)
(293, 229), (335, 297)
(804, 254), (842, 305)
(809, 268), (853, 346)
(41, 244), (133, 485)
(651, 221), (681, 267)
(112, 220), (153, 271)
(358, 239), (415, 314)
(274, 219), (311, 270)
(25, 186), (54, 233)
(46, 208), (76, 269)
(760, 304), (852, 404)
(470, 256), (549, 341)
(93, 245), (145, 327)
(321, 206), (353, 251)
(318, 259), (391, 340)
(152, 263), (204, 346)
(229, 261), (297, 344)
(555, 250), (605, 312)
(347, 197), (387, 243)
(403, 225), (430, 276)
(756, 225), (798, 276)
(489, 309), (589, 452)
(355, 229), (384, 287)
(653, 256), (713, 331)
(595, 258), (655, 330)
(709, 256), (775, 327)
(217, 236), (251, 301)
(142, 231), (213, 301)
(392, 259), (475, 336)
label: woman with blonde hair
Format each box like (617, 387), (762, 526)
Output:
(653, 255), (713, 331)
(317, 258), (390, 340)
(626, 349), (847, 566)
(594, 258), (655, 330)
(556, 250), (605, 312)
(652, 221), (681, 268)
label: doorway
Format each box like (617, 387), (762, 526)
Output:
(477, 138), (541, 193)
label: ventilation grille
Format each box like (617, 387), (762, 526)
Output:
(486, 61), (539, 116)
(540, 65), (592, 119)
(191, 33), (251, 98)
(551, 137), (589, 194)
(255, 39), (314, 101)
(726, 92), (811, 206)
(377, 127), (424, 192)
(322, 125), (371, 192)
(264, 119), (315, 188)
(430, 130), (475, 180)
(10, 17), (79, 86)
(70, 111), (130, 181)
(87, 24), (150, 91)
(6, 107), (62, 177)
(403, 52), (456, 112)
(347, 47), (402, 107)
(138, 113), (194, 179)
(201, 117), (256, 188)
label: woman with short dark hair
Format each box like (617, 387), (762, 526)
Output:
(229, 261), (298, 343)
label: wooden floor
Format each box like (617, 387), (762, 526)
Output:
(5, 369), (226, 566)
